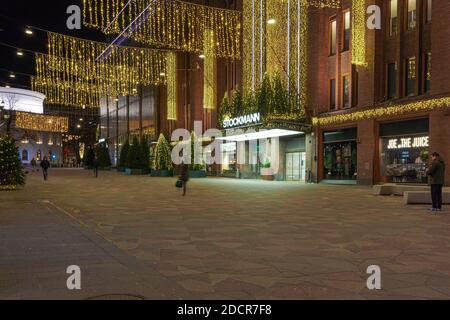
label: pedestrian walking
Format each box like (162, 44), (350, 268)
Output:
(93, 156), (99, 178)
(40, 156), (50, 181)
(427, 152), (446, 213)
(30, 158), (37, 172)
(179, 164), (190, 196)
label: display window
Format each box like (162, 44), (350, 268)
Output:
(323, 141), (357, 180)
(380, 135), (429, 184)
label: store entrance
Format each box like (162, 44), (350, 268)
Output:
(286, 152), (306, 181)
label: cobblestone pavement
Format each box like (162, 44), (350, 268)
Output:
(2, 169), (450, 300)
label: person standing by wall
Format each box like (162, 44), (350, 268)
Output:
(40, 156), (50, 181)
(427, 152), (446, 213)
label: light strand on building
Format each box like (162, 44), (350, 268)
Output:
(312, 97), (450, 126)
(15, 112), (69, 133)
(166, 52), (177, 121)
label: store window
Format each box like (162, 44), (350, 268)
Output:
(380, 119), (429, 184)
(323, 128), (357, 181)
(21, 150), (29, 162)
(390, 0), (398, 36)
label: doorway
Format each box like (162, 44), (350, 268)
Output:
(286, 152), (306, 181)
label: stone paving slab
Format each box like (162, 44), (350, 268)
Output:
(2, 169), (450, 299)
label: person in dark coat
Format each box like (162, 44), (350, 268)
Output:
(427, 152), (446, 212)
(93, 156), (99, 178)
(40, 157), (50, 181)
(180, 164), (190, 196)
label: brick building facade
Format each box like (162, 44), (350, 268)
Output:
(309, 0), (450, 186)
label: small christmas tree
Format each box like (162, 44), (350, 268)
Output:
(141, 136), (151, 172)
(96, 145), (112, 168)
(127, 136), (145, 170)
(119, 140), (130, 169)
(154, 134), (173, 171)
(0, 135), (25, 189)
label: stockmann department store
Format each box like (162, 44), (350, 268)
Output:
(217, 112), (313, 182)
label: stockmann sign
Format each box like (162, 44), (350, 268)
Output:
(223, 113), (261, 129)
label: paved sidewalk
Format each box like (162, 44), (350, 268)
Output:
(0, 193), (189, 300)
(2, 169), (450, 299)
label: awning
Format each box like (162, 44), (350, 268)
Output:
(216, 129), (304, 142)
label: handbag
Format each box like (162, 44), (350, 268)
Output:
(175, 179), (184, 188)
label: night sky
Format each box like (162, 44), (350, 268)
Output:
(0, 0), (107, 89)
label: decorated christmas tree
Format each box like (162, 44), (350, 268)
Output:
(0, 135), (25, 189)
(154, 133), (173, 171)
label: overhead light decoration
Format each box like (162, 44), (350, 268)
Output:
(82, 0), (242, 59)
(9, 74), (15, 79)
(15, 112), (68, 133)
(16, 50), (24, 57)
(267, 19), (276, 25)
(25, 27), (33, 35)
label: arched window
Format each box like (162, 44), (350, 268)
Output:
(22, 150), (29, 162)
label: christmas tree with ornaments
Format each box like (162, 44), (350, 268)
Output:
(0, 135), (25, 190)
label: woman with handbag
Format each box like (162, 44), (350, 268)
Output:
(178, 164), (190, 196)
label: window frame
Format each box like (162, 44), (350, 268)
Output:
(386, 62), (397, 100)
(342, 74), (351, 109)
(342, 10), (351, 52)
(329, 78), (337, 110)
(329, 17), (337, 56)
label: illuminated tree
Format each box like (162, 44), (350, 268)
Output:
(0, 135), (25, 189)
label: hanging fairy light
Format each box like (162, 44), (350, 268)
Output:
(82, 0), (242, 59)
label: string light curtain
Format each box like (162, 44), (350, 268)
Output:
(15, 112), (69, 133)
(351, 0), (367, 66)
(46, 32), (167, 89)
(33, 32), (169, 107)
(243, 0), (340, 107)
(203, 29), (217, 110)
(166, 52), (177, 120)
(82, 0), (242, 59)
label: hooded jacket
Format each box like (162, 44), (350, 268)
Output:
(428, 156), (446, 185)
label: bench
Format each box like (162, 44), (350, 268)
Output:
(403, 191), (450, 205)
(373, 184), (429, 196)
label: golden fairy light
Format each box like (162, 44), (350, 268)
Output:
(82, 0), (242, 59)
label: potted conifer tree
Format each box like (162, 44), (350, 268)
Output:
(151, 134), (173, 177)
(125, 136), (145, 175)
(118, 140), (130, 172)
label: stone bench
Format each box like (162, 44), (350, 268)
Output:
(373, 184), (429, 196)
(403, 191), (450, 205)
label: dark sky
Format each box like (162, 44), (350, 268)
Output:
(0, 0), (107, 88)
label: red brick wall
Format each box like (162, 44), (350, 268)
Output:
(429, 110), (450, 186)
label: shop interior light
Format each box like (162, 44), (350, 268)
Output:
(9, 74), (15, 78)
(25, 27), (33, 35)
(217, 129), (304, 142)
(16, 50), (24, 57)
